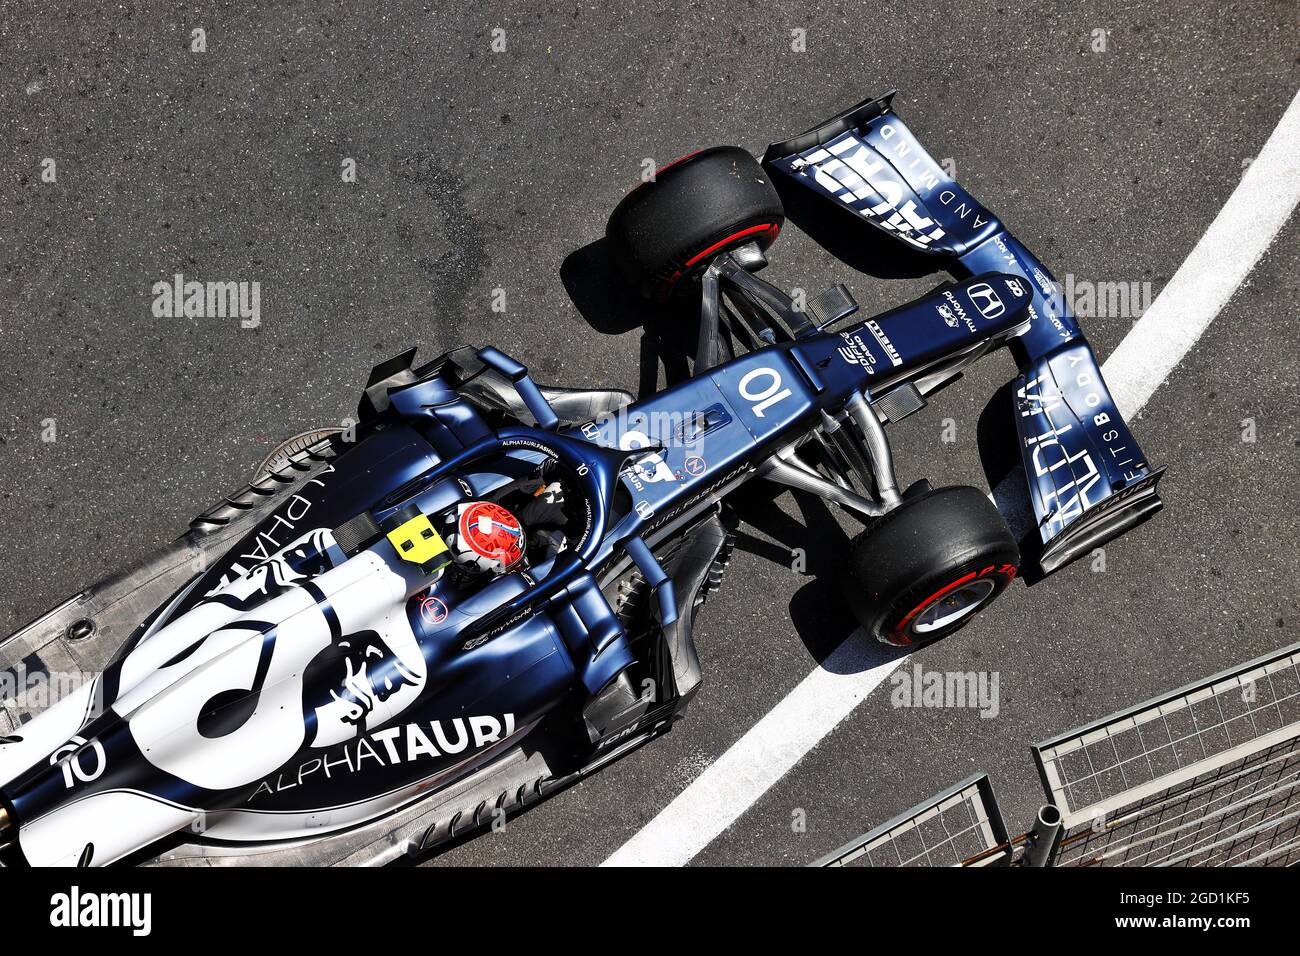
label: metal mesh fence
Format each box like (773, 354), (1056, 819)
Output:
(1033, 640), (1300, 867)
(812, 774), (1012, 867)
(814, 641), (1300, 867)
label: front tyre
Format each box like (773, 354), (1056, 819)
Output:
(605, 146), (784, 300)
(843, 486), (1019, 647)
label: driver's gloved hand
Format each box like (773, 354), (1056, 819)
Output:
(517, 481), (566, 528)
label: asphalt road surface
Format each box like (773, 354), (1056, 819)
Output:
(1, 1), (1297, 866)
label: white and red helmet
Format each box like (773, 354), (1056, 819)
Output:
(446, 500), (526, 575)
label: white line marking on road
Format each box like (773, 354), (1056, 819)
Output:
(602, 638), (905, 866)
(1103, 89), (1300, 418)
(603, 89), (1300, 867)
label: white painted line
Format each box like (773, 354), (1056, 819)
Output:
(994, 88), (1300, 536)
(602, 637), (905, 866)
(1103, 89), (1300, 418)
(603, 89), (1300, 867)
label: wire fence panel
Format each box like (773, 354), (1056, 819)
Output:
(1033, 640), (1300, 867)
(812, 774), (1012, 867)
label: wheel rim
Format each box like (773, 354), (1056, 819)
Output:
(911, 578), (996, 635)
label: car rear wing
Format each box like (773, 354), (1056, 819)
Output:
(763, 91), (1164, 573)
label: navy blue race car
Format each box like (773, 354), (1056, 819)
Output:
(0, 92), (1162, 867)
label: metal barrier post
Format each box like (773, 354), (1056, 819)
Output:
(1021, 804), (1063, 867)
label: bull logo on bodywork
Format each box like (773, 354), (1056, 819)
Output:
(306, 631), (423, 747)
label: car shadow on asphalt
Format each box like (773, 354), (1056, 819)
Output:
(723, 479), (904, 673)
(561, 237), (701, 394)
(769, 173), (937, 282)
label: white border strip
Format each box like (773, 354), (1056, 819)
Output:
(602, 88), (1300, 867)
(1103, 89), (1300, 418)
(603, 638), (903, 866)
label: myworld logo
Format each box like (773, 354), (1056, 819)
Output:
(151, 273), (261, 327)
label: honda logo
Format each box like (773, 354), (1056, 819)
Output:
(967, 282), (1005, 319)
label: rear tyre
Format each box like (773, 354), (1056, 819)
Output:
(843, 486), (1019, 647)
(606, 146), (784, 300)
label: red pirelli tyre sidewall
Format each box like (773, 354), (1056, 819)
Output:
(843, 486), (1020, 647)
(885, 560), (1018, 647)
(606, 145), (784, 300)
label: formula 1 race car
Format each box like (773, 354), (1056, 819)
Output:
(0, 92), (1163, 867)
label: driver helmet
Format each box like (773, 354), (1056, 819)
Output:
(446, 500), (526, 575)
